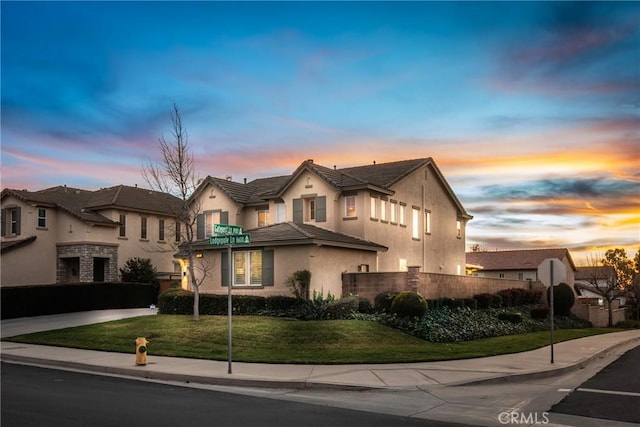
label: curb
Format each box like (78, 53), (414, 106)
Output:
(0, 353), (375, 391)
(448, 335), (640, 386)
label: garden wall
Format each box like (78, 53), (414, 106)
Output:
(572, 299), (626, 327)
(342, 268), (543, 302)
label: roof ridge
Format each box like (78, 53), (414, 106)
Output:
(111, 185), (124, 205)
(287, 221), (315, 238)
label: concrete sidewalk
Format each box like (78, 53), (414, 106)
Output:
(1, 310), (639, 390)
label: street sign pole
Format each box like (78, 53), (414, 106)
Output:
(550, 259), (555, 364)
(227, 243), (233, 374)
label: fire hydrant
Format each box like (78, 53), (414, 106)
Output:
(135, 337), (149, 366)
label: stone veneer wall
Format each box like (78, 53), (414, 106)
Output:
(57, 243), (118, 283)
(343, 270), (541, 302)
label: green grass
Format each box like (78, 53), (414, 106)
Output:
(3, 315), (621, 364)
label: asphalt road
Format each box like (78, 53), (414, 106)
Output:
(550, 344), (640, 424)
(1, 363), (469, 427)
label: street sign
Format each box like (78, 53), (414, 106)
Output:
(209, 234), (251, 246)
(214, 224), (243, 235)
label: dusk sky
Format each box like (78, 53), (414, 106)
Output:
(1, 1), (638, 262)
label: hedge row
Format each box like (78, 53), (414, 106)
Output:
(158, 289), (372, 320)
(1, 282), (158, 320)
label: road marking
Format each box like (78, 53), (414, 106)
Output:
(577, 388), (640, 398)
(557, 388), (572, 392)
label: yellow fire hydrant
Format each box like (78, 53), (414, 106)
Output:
(135, 337), (149, 366)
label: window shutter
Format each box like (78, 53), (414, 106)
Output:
(196, 214), (204, 239)
(15, 207), (21, 235)
(1, 209), (5, 236)
(262, 250), (274, 286)
(315, 196), (326, 222)
(221, 211), (229, 224)
(221, 251), (229, 287)
(292, 198), (303, 223)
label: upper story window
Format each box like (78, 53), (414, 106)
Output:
(205, 211), (221, 237)
(158, 219), (165, 241)
(412, 207), (420, 239)
(37, 208), (47, 228)
(1, 207), (21, 237)
(344, 195), (356, 218)
(275, 202), (286, 223)
(390, 201), (397, 224)
(257, 209), (270, 227)
(119, 214), (126, 237)
(456, 220), (462, 238)
(399, 203), (406, 226)
(140, 216), (148, 240)
(293, 196), (325, 224)
(425, 210), (431, 234)
(380, 199), (387, 222)
(370, 196), (377, 219)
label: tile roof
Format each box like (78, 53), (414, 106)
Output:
(191, 222), (387, 252)
(1, 236), (37, 253)
(466, 248), (576, 271)
(197, 158), (471, 217)
(2, 185), (182, 225)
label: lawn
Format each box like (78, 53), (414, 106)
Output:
(3, 315), (621, 364)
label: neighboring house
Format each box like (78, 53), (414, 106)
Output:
(1, 185), (182, 286)
(574, 266), (626, 306)
(466, 248), (577, 287)
(182, 158), (472, 297)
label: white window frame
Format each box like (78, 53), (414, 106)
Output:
(412, 207), (420, 239)
(257, 209), (270, 227)
(275, 202), (286, 223)
(233, 250), (263, 286)
(390, 201), (397, 224)
(456, 220), (462, 238)
(344, 195), (356, 218)
(205, 211), (221, 237)
(119, 214), (127, 237)
(425, 210), (431, 234)
(399, 203), (406, 226)
(37, 208), (47, 228)
(140, 216), (148, 240)
(370, 196), (377, 219)
(158, 219), (165, 241)
(380, 199), (387, 222)
(307, 199), (316, 221)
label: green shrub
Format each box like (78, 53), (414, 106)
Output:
(285, 270), (311, 299)
(463, 298), (478, 309)
(497, 311), (523, 323)
(322, 297), (360, 320)
(546, 283), (575, 316)
(374, 291), (400, 313)
(530, 306), (550, 319)
(120, 257), (159, 285)
(473, 293), (494, 309)
(614, 320), (640, 329)
(390, 291), (427, 319)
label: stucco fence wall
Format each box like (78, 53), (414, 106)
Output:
(571, 299), (626, 327)
(342, 267), (543, 302)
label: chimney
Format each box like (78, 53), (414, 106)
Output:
(244, 178), (247, 184)
(225, 176), (232, 181)
(373, 160), (376, 165)
(307, 159), (314, 163)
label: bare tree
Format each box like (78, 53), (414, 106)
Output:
(580, 249), (635, 327)
(143, 103), (209, 320)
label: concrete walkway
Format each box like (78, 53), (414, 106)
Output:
(1, 309), (639, 390)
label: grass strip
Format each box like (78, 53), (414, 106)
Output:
(3, 315), (620, 364)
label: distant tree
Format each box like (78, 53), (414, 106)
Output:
(120, 258), (158, 285)
(469, 243), (487, 252)
(142, 103), (210, 321)
(582, 249), (636, 327)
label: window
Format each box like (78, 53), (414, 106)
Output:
(234, 251), (263, 286)
(345, 195), (356, 218)
(518, 272), (525, 280)
(140, 217), (148, 239)
(370, 196), (377, 219)
(158, 219), (165, 241)
(2, 207), (21, 236)
(412, 207), (420, 239)
(456, 220), (462, 238)
(425, 210), (431, 234)
(390, 201), (397, 224)
(399, 203), (406, 226)
(175, 221), (181, 242)
(380, 199), (387, 222)
(119, 214), (126, 237)
(257, 209), (270, 227)
(499, 272), (505, 279)
(222, 250), (273, 287)
(275, 202), (286, 223)
(37, 208), (47, 228)
(205, 211), (221, 237)
(308, 199), (316, 220)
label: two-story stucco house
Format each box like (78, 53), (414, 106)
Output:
(183, 158), (472, 298)
(1, 185), (182, 286)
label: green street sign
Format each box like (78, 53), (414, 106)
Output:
(214, 223), (244, 235)
(209, 234), (251, 246)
